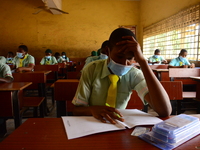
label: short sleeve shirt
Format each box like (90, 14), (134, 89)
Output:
(40, 56), (58, 65)
(148, 55), (165, 64)
(14, 54), (35, 68)
(0, 63), (13, 79)
(169, 57), (191, 66)
(72, 59), (149, 109)
(0, 56), (6, 64)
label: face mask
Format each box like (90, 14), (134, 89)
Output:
(7, 57), (12, 61)
(154, 55), (159, 59)
(100, 53), (108, 59)
(62, 55), (66, 58)
(17, 52), (24, 58)
(108, 59), (133, 76)
(45, 56), (51, 59)
(179, 56), (186, 62)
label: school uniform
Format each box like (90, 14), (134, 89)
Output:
(62, 56), (69, 62)
(148, 55), (165, 64)
(13, 54), (35, 68)
(40, 56), (58, 65)
(0, 63), (13, 79)
(0, 56), (6, 64)
(72, 59), (148, 109)
(169, 57), (190, 66)
(56, 57), (65, 63)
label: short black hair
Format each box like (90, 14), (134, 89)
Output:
(54, 52), (60, 56)
(180, 49), (187, 54)
(108, 28), (137, 49)
(154, 49), (160, 54)
(8, 51), (14, 56)
(18, 45), (28, 52)
(101, 40), (109, 49)
(45, 49), (52, 54)
(61, 52), (66, 55)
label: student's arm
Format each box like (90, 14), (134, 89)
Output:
(15, 63), (34, 72)
(0, 77), (13, 83)
(116, 36), (172, 117)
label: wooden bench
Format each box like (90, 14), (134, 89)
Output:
(34, 65), (60, 82)
(160, 81), (183, 115)
(54, 79), (79, 117)
(168, 68), (200, 113)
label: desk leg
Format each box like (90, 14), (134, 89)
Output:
(56, 101), (66, 117)
(12, 90), (22, 129)
(38, 83), (48, 116)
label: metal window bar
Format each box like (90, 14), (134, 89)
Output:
(143, 3), (200, 61)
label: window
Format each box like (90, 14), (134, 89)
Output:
(143, 4), (200, 60)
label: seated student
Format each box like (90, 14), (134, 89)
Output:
(13, 45), (35, 73)
(40, 49), (58, 65)
(83, 40), (109, 68)
(0, 63), (13, 137)
(0, 56), (6, 64)
(169, 49), (195, 68)
(54, 52), (65, 63)
(6, 51), (15, 65)
(61, 52), (70, 62)
(148, 49), (167, 64)
(72, 28), (171, 124)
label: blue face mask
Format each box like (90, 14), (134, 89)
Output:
(17, 52), (24, 58)
(45, 56), (51, 59)
(7, 57), (12, 61)
(100, 53), (108, 59)
(179, 56), (186, 62)
(154, 55), (159, 59)
(108, 59), (133, 76)
(62, 55), (66, 58)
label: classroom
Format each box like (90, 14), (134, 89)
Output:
(0, 0), (200, 149)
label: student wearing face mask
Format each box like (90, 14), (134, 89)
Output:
(148, 49), (167, 65)
(13, 45), (35, 73)
(72, 28), (171, 124)
(6, 51), (14, 65)
(40, 49), (58, 65)
(82, 40), (109, 69)
(168, 49), (195, 68)
(61, 52), (70, 62)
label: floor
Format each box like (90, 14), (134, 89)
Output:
(0, 92), (197, 142)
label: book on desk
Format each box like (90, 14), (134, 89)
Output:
(62, 109), (163, 140)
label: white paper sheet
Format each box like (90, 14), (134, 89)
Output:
(62, 109), (162, 140)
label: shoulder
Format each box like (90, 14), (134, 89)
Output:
(27, 54), (34, 59)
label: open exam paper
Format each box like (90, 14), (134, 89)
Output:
(62, 109), (162, 140)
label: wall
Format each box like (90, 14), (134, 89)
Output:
(139, 0), (200, 49)
(0, 0), (139, 59)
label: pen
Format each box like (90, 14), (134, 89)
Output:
(106, 103), (122, 118)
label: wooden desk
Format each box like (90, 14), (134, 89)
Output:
(190, 77), (200, 113)
(0, 118), (200, 150)
(152, 69), (169, 81)
(0, 82), (32, 128)
(12, 71), (50, 115)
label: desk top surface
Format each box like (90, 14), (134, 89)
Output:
(190, 76), (200, 80)
(152, 69), (169, 72)
(0, 118), (200, 150)
(0, 82), (32, 91)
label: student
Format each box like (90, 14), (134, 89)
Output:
(0, 56), (6, 64)
(54, 52), (65, 63)
(148, 49), (167, 64)
(40, 49), (58, 65)
(72, 28), (171, 124)
(83, 40), (109, 68)
(13, 45), (35, 73)
(169, 49), (195, 68)
(0, 63), (13, 137)
(61, 52), (70, 62)
(6, 51), (15, 65)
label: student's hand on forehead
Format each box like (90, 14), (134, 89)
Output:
(116, 36), (145, 63)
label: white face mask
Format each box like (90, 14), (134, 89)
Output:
(108, 58), (134, 76)
(17, 52), (24, 58)
(100, 53), (108, 59)
(45, 56), (51, 59)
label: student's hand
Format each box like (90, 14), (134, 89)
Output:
(116, 36), (145, 64)
(89, 106), (124, 124)
(190, 63), (195, 68)
(162, 60), (168, 64)
(15, 67), (23, 73)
